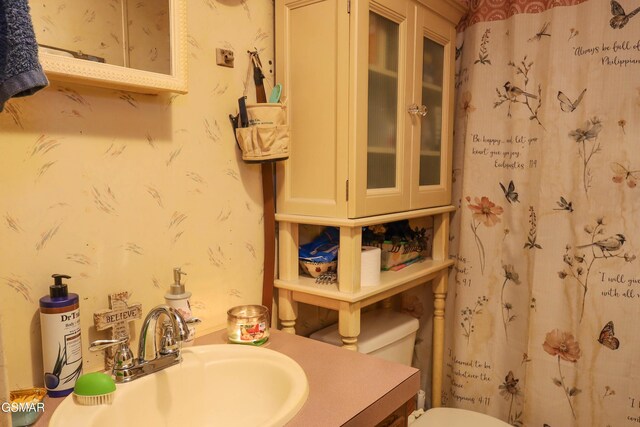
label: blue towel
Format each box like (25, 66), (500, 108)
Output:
(0, 0), (48, 112)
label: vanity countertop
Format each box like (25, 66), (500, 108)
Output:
(34, 328), (420, 426)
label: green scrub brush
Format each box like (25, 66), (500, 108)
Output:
(72, 372), (116, 405)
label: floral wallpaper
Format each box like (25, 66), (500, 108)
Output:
(0, 0), (273, 398)
(439, 0), (640, 425)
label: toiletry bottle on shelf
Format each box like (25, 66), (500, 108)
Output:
(39, 274), (83, 397)
(165, 268), (196, 345)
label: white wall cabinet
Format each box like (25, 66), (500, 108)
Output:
(274, 0), (464, 408)
(275, 0), (463, 219)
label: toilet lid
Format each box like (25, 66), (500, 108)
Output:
(412, 408), (512, 427)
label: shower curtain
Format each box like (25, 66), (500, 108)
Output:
(438, 0), (640, 425)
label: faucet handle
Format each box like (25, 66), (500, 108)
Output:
(90, 337), (135, 370)
(160, 320), (179, 355)
(90, 337), (129, 351)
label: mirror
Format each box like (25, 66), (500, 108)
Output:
(30, 0), (187, 94)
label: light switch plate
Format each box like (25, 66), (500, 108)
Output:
(216, 48), (234, 68)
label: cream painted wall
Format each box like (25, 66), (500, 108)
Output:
(31, 0), (171, 73)
(0, 1), (273, 390)
(127, 1), (171, 74)
(31, 0), (126, 66)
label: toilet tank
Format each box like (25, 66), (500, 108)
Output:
(309, 309), (419, 366)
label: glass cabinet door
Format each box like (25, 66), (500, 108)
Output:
(366, 11), (400, 190)
(419, 37), (445, 187)
(409, 7), (454, 210)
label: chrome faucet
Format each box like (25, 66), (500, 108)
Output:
(90, 304), (189, 383)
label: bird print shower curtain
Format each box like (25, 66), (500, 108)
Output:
(440, 0), (640, 425)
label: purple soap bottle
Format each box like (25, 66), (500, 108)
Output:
(39, 274), (83, 397)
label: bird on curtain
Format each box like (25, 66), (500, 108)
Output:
(577, 234), (626, 253)
(503, 81), (538, 100)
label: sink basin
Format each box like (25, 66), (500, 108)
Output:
(50, 344), (309, 427)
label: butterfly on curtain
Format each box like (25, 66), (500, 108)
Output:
(610, 162), (640, 188)
(499, 180), (520, 204)
(557, 88), (586, 112)
(598, 321), (620, 350)
(610, 0), (640, 29)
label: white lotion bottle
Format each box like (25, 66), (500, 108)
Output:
(165, 268), (196, 346)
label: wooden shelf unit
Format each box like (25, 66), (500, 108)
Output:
(275, 0), (464, 408)
(275, 205), (453, 407)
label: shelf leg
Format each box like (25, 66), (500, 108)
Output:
(338, 302), (360, 351)
(337, 226), (362, 293)
(278, 221), (299, 280)
(279, 289), (297, 334)
(431, 270), (447, 407)
(277, 221), (299, 334)
(432, 212), (450, 261)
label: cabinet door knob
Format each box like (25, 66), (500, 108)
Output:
(408, 104), (428, 117)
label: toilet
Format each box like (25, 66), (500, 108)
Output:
(310, 308), (510, 427)
(310, 308), (420, 366)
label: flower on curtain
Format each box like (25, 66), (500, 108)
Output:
(466, 196), (504, 274)
(498, 370), (523, 426)
(543, 329), (582, 419)
(568, 117), (603, 196)
(460, 295), (488, 344)
(500, 264), (521, 340)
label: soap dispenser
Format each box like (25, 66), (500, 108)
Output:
(165, 268), (196, 345)
(39, 274), (83, 397)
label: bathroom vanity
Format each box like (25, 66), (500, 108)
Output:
(34, 329), (419, 426)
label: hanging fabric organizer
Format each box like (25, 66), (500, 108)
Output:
(232, 50), (289, 163)
(236, 102), (289, 162)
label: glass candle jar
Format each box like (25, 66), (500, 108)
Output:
(226, 305), (270, 345)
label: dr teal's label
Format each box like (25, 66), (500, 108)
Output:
(40, 304), (83, 395)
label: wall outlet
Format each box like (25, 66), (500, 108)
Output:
(216, 48), (234, 68)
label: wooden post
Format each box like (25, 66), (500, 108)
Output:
(431, 271), (447, 407)
(278, 221), (299, 334)
(261, 162), (276, 313)
(279, 289), (297, 334)
(339, 301), (360, 351)
(431, 211), (450, 407)
(432, 212), (450, 261)
(338, 226), (362, 293)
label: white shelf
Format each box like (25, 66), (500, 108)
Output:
(275, 205), (455, 227)
(369, 147), (440, 157)
(420, 149), (440, 156)
(423, 82), (443, 92)
(369, 64), (398, 79)
(369, 147), (440, 156)
(275, 258), (454, 305)
(368, 146), (397, 155)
